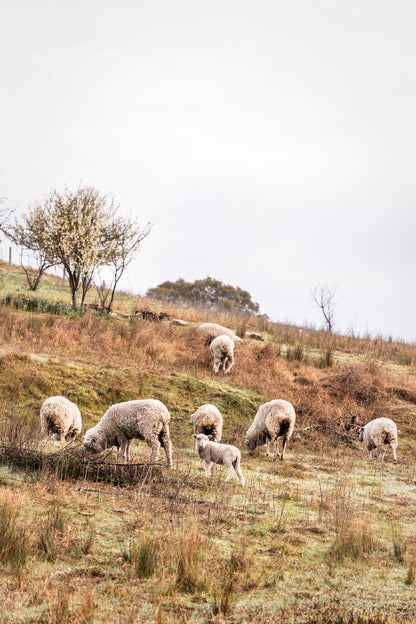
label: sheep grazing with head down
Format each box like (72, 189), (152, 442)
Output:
(197, 322), (243, 345)
(190, 404), (223, 442)
(40, 396), (82, 442)
(358, 417), (398, 463)
(193, 433), (245, 486)
(210, 335), (235, 374)
(245, 399), (296, 460)
(83, 399), (173, 466)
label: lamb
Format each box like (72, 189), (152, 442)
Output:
(40, 396), (82, 442)
(210, 334), (235, 374)
(83, 399), (173, 466)
(190, 404), (223, 442)
(197, 322), (243, 345)
(193, 433), (245, 486)
(358, 417), (398, 463)
(245, 399), (296, 460)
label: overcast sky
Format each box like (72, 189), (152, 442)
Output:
(1, 1), (415, 341)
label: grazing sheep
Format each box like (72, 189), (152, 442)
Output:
(197, 322), (243, 345)
(190, 404), (223, 442)
(210, 334), (235, 374)
(40, 396), (82, 442)
(83, 399), (173, 466)
(245, 399), (296, 460)
(193, 433), (245, 486)
(358, 417), (398, 463)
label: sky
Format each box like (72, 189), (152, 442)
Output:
(1, 1), (415, 342)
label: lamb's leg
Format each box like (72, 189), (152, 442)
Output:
(204, 460), (212, 478)
(233, 458), (245, 487)
(225, 464), (234, 482)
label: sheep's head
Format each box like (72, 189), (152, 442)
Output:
(193, 433), (212, 448)
(83, 428), (105, 455)
(358, 427), (365, 442)
(245, 427), (265, 452)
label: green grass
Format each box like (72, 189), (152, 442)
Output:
(0, 264), (415, 622)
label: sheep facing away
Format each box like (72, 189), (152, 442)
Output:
(197, 322), (243, 345)
(358, 417), (398, 463)
(190, 404), (223, 442)
(210, 334), (235, 374)
(193, 433), (245, 486)
(83, 399), (173, 466)
(245, 399), (296, 460)
(40, 396), (82, 442)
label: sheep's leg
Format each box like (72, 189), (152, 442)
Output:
(280, 436), (287, 461)
(225, 464), (234, 482)
(391, 443), (398, 464)
(119, 438), (130, 463)
(125, 439), (133, 462)
(204, 460), (212, 478)
(265, 439), (270, 456)
(233, 458), (245, 487)
(149, 435), (161, 462)
(272, 438), (281, 461)
(159, 425), (173, 467)
(224, 357), (234, 374)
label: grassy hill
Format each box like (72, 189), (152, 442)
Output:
(0, 264), (415, 623)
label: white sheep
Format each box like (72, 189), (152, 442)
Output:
(210, 334), (235, 374)
(245, 399), (296, 460)
(83, 399), (173, 466)
(190, 404), (223, 442)
(193, 433), (245, 486)
(40, 396), (82, 442)
(358, 417), (398, 463)
(197, 322), (243, 345)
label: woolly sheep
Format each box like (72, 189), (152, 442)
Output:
(358, 417), (398, 463)
(190, 404), (223, 442)
(193, 433), (245, 486)
(83, 399), (173, 466)
(245, 399), (296, 460)
(40, 396), (82, 442)
(197, 322), (243, 345)
(210, 334), (235, 374)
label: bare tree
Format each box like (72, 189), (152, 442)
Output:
(97, 216), (152, 311)
(311, 284), (337, 332)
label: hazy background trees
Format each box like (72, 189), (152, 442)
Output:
(147, 276), (260, 314)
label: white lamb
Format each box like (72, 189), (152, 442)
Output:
(210, 334), (235, 374)
(193, 433), (245, 486)
(245, 399), (296, 460)
(190, 404), (223, 442)
(40, 396), (82, 442)
(83, 399), (173, 466)
(358, 417), (398, 463)
(197, 322), (243, 345)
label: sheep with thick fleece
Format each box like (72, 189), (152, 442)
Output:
(210, 334), (235, 374)
(193, 433), (245, 486)
(245, 399), (296, 460)
(40, 396), (82, 442)
(197, 322), (243, 345)
(358, 417), (398, 463)
(190, 404), (223, 442)
(83, 399), (173, 466)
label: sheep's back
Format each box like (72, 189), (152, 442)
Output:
(101, 399), (170, 437)
(255, 399), (296, 436)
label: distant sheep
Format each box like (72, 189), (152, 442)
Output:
(210, 334), (235, 374)
(190, 404), (223, 442)
(40, 396), (82, 442)
(197, 322), (243, 345)
(193, 433), (245, 486)
(245, 399), (296, 460)
(83, 399), (173, 466)
(358, 417), (398, 463)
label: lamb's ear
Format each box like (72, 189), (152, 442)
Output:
(207, 435), (213, 440)
(192, 434), (197, 439)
